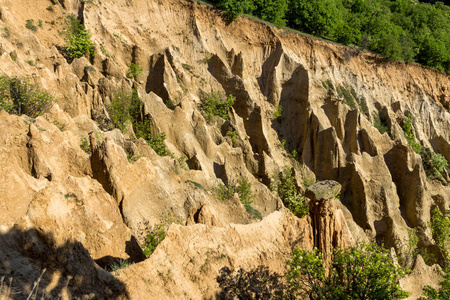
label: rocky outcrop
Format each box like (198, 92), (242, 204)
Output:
(0, 0), (449, 298)
(306, 181), (354, 260)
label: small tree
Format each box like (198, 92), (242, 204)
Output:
(0, 76), (53, 118)
(285, 244), (409, 300)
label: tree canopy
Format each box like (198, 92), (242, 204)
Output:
(211, 0), (450, 73)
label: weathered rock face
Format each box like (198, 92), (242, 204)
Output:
(306, 181), (354, 260)
(0, 0), (449, 298)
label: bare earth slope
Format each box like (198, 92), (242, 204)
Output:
(0, 0), (449, 298)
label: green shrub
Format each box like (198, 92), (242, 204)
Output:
(430, 208), (450, 262)
(141, 213), (182, 257)
(216, 177), (251, 203)
(285, 244), (409, 300)
(420, 267), (450, 300)
(108, 259), (131, 274)
(126, 63), (143, 79)
(373, 111), (390, 135)
(200, 91), (235, 123)
(273, 105), (282, 120)
(403, 113), (422, 154)
(142, 225), (166, 257)
(80, 137), (91, 154)
(226, 130), (238, 144)
(273, 169), (309, 218)
(107, 91), (137, 132)
(25, 19), (37, 32)
(62, 15), (95, 59)
(0, 76), (54, 118)
(107, 90), (171, 156)
(421, 148), (448, 179)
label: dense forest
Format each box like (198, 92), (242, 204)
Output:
(208, 0), (450, 73)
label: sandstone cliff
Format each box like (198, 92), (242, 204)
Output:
(0, 0), (449, 298)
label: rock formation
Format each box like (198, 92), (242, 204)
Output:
(0, 0), (448, 298)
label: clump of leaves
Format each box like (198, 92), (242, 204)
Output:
(226, 130), (238, 144)
(126, 62), (143, 79)
(420, 267), (450, 300)
(62, 14), (95, 59)
(403, 113), (448, 180)
(403, 113), (422, 154)
(273, 104), (282, 120)
(285, 244), (409, 300)
(0, 76), (53, 118)
(108, 259), (131, 274)
(200, 91), (235, 123)
(107, 90), (171, 156)
(216, 177), (262, 219)
(80, 137), (91, 154)
(373, 111), (390, 135)
(25, 19), (37, 32)
(142, 224), (166, 257)
(430, 208), (450, 263)
(272, 169), (309, 218)
(141, 213), (183, 257)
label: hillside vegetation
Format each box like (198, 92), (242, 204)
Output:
(211, 0), (450, 73)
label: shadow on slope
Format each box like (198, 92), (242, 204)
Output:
(0, 226), (129, 299)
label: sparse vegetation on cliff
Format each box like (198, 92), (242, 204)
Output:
(107, 90), (171, 156)
(200, 91), (235, 122)
(272, 169), (309, 218)
(0, 76), (53, 118)
(62, 14), (95, 60)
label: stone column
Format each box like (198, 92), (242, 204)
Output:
(305, 180), (342, 260)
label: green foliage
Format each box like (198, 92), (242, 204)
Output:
(216, 177), (262, 219)
(285, 244), (409, 300)
(0, 76), (54, 118)
(403, 113), (423, 154)
(403, 113), (448, 179)
(273, 169), (309, 218)
(253, 0), (289, 27)
(185, 179), (206, 190)
(430, 208), (450, 262)
(216, 177), (252, 204)
(200, 91), (235, 123)
(80, 137), (91, 154)
(213, 0), (255, 22)
(244, 204), (262, 220)
(141, 213), (182, 257)
(62, 15), (95, 59)
(126, 63), (143, 79)
(209, 0), (450, 73)
(147, 132), (170, 156)
(108, 259), (131, 273)
(373, 111), (390, 135)
(420, 267), (450, 300)
(142, 225), (166, 257)
(421, 148), (448, 180)
(273, 104), (282, 120)
(107, 90), (171, 156)
(25, 19), (37, 32)
(226, 130), (238, 144)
